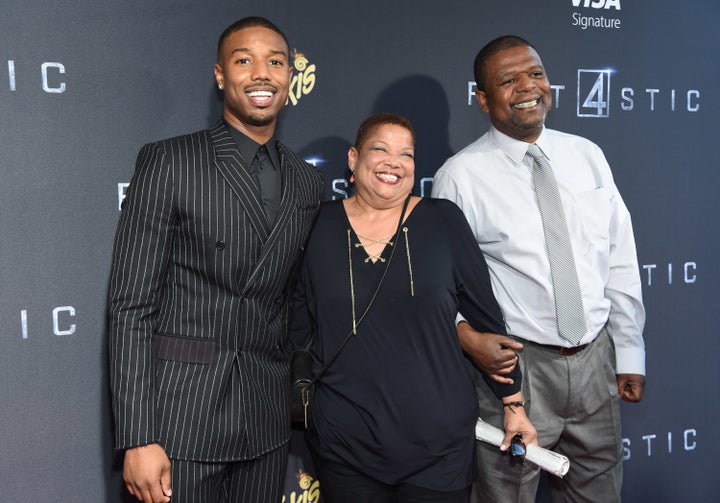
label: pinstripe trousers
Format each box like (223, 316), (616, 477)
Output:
(164, 356), (291, 503)
(169, 444), (289, 503)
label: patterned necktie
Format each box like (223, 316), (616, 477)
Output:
(527, 143), (587, 345)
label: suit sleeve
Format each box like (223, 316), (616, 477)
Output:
(108, 142), (176, 451)
(447, 202), (522, 398)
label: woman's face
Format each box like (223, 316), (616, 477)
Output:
(348, 123), (415, 207)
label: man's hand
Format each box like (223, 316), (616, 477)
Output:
(457, 321), (523, 383)
(123, 443), (172, 503)
(617, 373), (645, 402)
(500, 393), (538, 451)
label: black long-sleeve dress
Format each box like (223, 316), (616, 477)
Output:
(290, 197), (520, 491)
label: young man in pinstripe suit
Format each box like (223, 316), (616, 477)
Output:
(108, 16), (323, 503)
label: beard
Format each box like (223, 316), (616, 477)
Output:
(245, 110), (277, 127)
(508, 105), (549, 137)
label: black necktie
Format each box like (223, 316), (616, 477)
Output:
(252, 145), (279, 225)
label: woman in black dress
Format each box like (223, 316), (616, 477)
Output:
(291, 113), (536, 503)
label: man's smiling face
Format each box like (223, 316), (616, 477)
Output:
(475, 44), (552, 142)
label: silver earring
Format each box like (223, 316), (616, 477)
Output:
(218, 84), (223, 90)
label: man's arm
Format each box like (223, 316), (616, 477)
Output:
(457, 321), (522, 384)
(108, 142), (176, 499)
(499, 391), (538, 450)
(604, 170), (647, 401)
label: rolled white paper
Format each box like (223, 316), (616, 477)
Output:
(475, 418), (570, 477)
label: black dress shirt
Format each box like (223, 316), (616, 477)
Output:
(225, 120), (282, 225)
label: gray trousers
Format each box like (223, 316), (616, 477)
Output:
(472, 329), (623, 503)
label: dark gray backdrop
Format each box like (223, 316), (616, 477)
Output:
(1, 1), (716, 501)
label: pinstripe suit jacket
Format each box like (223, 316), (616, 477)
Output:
(108, 120), (323, 461)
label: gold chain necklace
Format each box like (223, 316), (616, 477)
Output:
(347, 229), (357, 335)
(355, 233), (394, 263)
(345, 194), (416, 338)
(403, 227), (414, 296)
(346, 224), (415, 336)
(355, 233), (394, 245)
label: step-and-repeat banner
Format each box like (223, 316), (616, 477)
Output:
(1, 1), (716, 501)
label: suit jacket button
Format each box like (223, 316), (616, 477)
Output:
(215, 241), (225, 250)
(274, 296), (283, 304)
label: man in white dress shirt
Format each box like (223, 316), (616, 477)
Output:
(432, 35), (645, 502)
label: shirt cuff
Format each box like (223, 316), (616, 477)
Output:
(615, 346), (646, 375)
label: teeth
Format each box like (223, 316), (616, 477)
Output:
(514, 99), (538, 109)
(376, 173), (398, 182)
(248, 91), (273, 97)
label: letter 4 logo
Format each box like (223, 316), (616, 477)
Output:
(577, 69), (611, 117)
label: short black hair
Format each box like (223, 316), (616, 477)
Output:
(354, 113), (416, 150)
(473, 35), (535, 92)
(217, 16), (291, 62)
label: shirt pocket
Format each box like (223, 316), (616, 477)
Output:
(573, 187), (611, 244)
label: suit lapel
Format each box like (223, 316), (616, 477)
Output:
(267, 142), (298, 244)
(209, 121), (270, 241)
(242, 142), (299, 290)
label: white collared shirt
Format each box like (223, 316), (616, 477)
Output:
(433, 126), (645, 375)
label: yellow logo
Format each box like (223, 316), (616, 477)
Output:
(287, 50), (316, 106)
(282, 470), (320, 503)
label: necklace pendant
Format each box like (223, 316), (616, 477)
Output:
(363, 255), (385, 263)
